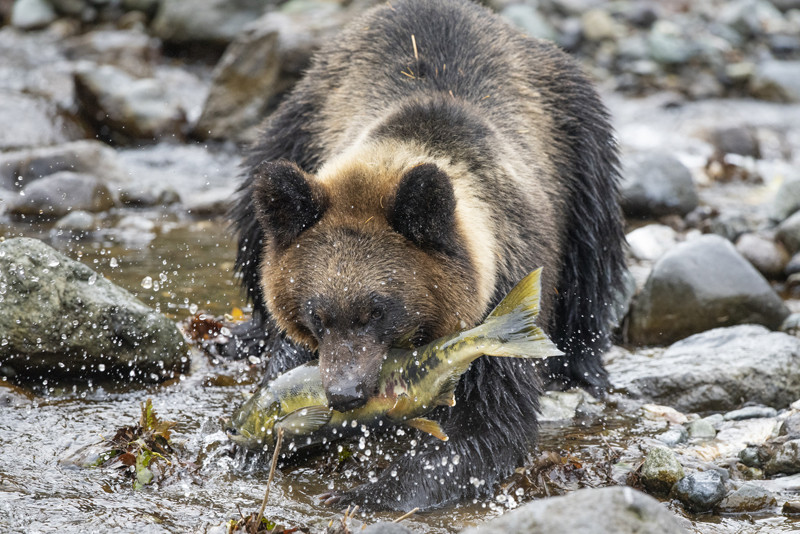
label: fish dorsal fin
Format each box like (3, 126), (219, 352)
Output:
(405, 417), (449, 441)
(276, 405), (332, 435)
(487, 267), (542, 319)
(386, 393), (415, 420)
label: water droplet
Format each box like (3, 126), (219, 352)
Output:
(141, 276), (153, 289)
(88, 273), (97, 285)
(188, 303), (198, 314)
(109, 257), (118, 268)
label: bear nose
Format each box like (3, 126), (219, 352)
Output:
(327, 381), (368, 412)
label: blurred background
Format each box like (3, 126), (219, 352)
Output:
(3, 1), (800, 533)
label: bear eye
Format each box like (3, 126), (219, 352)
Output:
(371, 308), (384, 321)
(310, 311), (323, 328)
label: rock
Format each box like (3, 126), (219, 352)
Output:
(49, 0), (88, 16)
(671, 471), (726, 513)
(74, 64), (187, 144)
(620, 151), (698, 218)
(705, 212), (761, 243)
(720, 0), (785, 38)
(627, 236), (789, 346)
(64, 30), (160, 78)
(780, 412), (800, 438)
(724, 405), (779, 420)
(461, 486), (687, 534)
(580, 8), (620, 41)
(784, 500), (800, 515)
(703, 413), (725, 430)
(717, 483), (776, 513)
(151, 0), (272, 46)
(707, 126), (760, 158)
(0, 238), (189, 382)
(768, 0), (800, 10)
(610, 325), (800, 412)
(657, 425), (688, 447)
(647, 21), (696, 65)
(626, 224), (678, 262)
(184, 186), (235, 216)
(53, 210), (97, 232)
(687, 419), (717, 440)
(751, 60), (800, 102)
(11, 0), (56, 29)
(361, 523), (415, 534)
(195, 2), (348, 142)
(640, 446), (684, 495)
(0, 141), (128, 192)
(538, 389), (594, 421)
(8, 172), (115, 218)
(735, 233), (789, 279)
(502, 4), (557, 42)
(770, 171), (800, 222)
(777, 211), (800, 255)
(740, 446), (762, 468)
(764, 439), (800, 475)
(0, 91), (86, 151)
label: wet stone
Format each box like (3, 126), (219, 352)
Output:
(626, 224), (679, 262)
(724, 406), (779, 421)
(461, 486), (687, 534)
(610, 325), (800, 413)
(735, 233), (789, 279)
(627, 235), (789, 346)
(0, 238), (189, 382)
(687, 419), (717, 440)
(11, 0), (56, 30)
(764, 439), (800, 475)
(717, 483), (776, 513)
(784, 501), (800, 515)
(0, 92), (85, 151)
(9, 171), (115, 218)
(779, 412), (800, 438)
(53, 210), (97, 232)
(657, 425), (689, 447)
(620, 151), (699, 218)
(671, 471), (726, 513)
(707, 126), (761, 158)
(641, 446), (684, 495)
(740, 445), (762, 468)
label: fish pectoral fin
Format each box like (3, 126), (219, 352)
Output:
(386, 394), (414, 419)
(434, 388), (456, 407)
(276, 405), (332, 435)
(405, 417), (449, 441)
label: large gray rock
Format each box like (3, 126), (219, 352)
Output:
(627, 235), (788, 346)
(751, 60), (800, 103)
(0, 238), (189, 382)
(610, 325), (800, 412)
(74, 64), (187, 144)
(8, 171), (115, 217)
(0, 140), (126, 190)
(0, 92), (85, 151)
(620, 151), (699, 218)
(461, 487), (687, 534)
(195, 1), (349, 142)
(151, 0), (274, 45)
(671, 471), (726, 513)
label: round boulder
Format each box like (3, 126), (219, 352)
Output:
(620, 151), (699, 218)
(628, 235), (788, 346)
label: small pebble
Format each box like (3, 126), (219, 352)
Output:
(724, 406), (778, 420)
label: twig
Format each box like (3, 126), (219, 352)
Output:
(393, 507), (419, 523)
(254, 427), (284, 533)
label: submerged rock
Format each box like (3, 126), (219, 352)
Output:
(620, 151), (699, 218)
(0, 238), (189, 382)
(641, 446), (684, 495)
(9, 171), (115, 218)
(671, 471), (726, 513)
(610, 325), (800, 412)
(627, 235), (788, 346)
(718, 483), (777, 512)
(461, 486), (687, 534)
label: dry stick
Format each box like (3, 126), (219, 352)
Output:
(254, 427), (285, 533)
(392, 507), (420, 523)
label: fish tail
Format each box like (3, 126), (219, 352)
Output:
(477, 268), (563, 359)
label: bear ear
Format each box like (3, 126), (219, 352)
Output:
(252, 160), (327, 248)
(388, 163), (459, 255)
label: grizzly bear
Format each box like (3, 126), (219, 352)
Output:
(225, 0), (626, 511)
